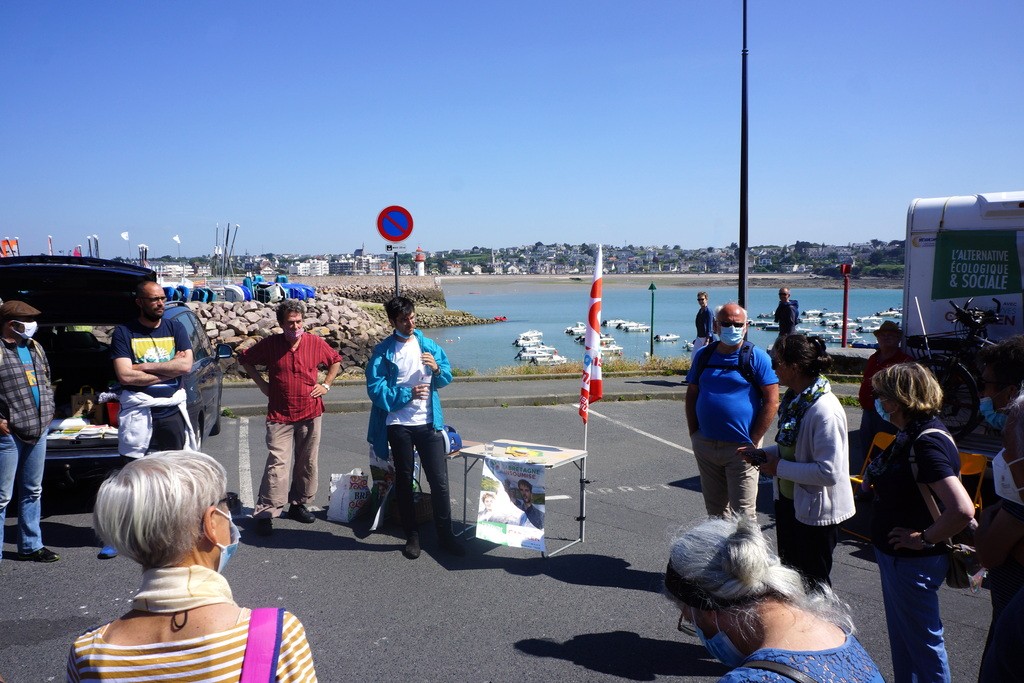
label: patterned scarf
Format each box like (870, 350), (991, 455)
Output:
(775, 375), (831, 448)
(865, 417), (930, 481)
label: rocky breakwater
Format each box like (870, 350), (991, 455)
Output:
(189, 294), (391, 379)
(291, 275), (447, 307)
(188, 290), (492, 379)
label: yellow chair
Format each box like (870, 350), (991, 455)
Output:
(851, 432), (896, 492)
(958, 451), (989, 512)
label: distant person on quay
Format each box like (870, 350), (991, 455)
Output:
(239, 299), (341, 537)
(366, 296), (464, 559)
(665, 516), (884, 683)
(773, 288), (799, 339)
(739, 334), (854, 589)
(0, 300), (59, 564)
(856, 320), (910, 465)
(685, 302), (780, 519)
(693, 291), (714, 353)
(66, 451), (317, 681)
(866, 362), (975, 683)
(104, 280), (197, 559)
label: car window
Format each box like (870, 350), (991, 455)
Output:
(172, 309), (211, 361)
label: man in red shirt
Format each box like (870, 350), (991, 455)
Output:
(239, 300), (342, 536)
(857, 320), (911, 466)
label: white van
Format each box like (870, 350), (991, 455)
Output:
(903, 191), (1024, 339)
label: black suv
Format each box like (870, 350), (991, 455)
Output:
(0, 255), (231, 485)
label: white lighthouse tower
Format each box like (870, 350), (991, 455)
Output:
(414, 245), (426, 277)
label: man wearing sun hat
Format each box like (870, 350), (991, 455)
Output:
(0, 300), (59, 563)
(857, 320), (911, 465)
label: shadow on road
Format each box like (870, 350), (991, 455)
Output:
(515, 630), (723, 681)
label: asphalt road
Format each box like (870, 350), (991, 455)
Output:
(1, 378), (992, 682)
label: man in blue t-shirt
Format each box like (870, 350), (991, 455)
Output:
(111, 280), (194, 456)
(685, 302), (780, 518)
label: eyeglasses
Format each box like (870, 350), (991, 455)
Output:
(717, 321), (745, 328)
(677, 612), (696, 636)
(140, 296), (167, 303)
(980, 378), (1013, 390)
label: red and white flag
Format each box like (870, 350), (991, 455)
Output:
(579, 245), (604, 423)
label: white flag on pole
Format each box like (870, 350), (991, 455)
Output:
(120, 231), (129, 241)
(172, 235), (181, 244)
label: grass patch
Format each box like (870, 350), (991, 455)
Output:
(221, 407), (237, 419)
(837, 395), (861, 407)
(489, 355), (691, 377)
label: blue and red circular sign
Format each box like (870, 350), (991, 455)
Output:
(377, 205), (414, 243)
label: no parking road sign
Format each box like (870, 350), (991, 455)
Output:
(377, 205), (414, 243)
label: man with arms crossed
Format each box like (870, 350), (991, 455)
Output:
(240, 300), (341, 537)
(685, 302), (780, 518)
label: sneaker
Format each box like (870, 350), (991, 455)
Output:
(439, 536), (466, 557)
(255, 517), (273, 537)
(17, 547), (60, 563)
(286, 504), (316, 524)
(403, 533), (421, 560)
(97, 545), (119, 560)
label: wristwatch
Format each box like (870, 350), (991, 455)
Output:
(919, 531), (935, 549)
(321, 383), (331, 392)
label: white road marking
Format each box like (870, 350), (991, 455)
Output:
(584, 406), (693, 454)
(545, 494), (571, 501)
(238, 417), (254, 511)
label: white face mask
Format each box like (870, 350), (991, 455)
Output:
(12, 320), (37, 340)
(993, 448), (1024, 504)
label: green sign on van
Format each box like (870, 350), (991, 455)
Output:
(932, 230), (1022, 299)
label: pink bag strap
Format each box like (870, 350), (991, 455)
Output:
(240, 607), (283, 683)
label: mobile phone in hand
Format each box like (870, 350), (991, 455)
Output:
(747, 448), (767, 465)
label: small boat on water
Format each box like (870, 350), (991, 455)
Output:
(619, 322), (650, 332)
(493, 316), (507, 322)
(603, 318), (628, 328)
(513, 330), (543, 346)
(654, 333), (680, 342)
(564, 322), (586, 335)
(531, 353), (569, 366)
(516, 344), (557, 361)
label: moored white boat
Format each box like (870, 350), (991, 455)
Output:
(654, 333), (680, 342)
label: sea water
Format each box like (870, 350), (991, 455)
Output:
(422, 280), (903, 373)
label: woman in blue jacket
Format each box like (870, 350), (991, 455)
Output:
(366, 297), (464, 559)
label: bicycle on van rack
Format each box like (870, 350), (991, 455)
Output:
(905, 297), (1003, 438)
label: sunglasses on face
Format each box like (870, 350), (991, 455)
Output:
(718, 321), (745, 328)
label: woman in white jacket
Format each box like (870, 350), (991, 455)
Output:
(740, 334), (855, 590)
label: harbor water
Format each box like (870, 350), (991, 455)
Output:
(422, 280), (903, 373)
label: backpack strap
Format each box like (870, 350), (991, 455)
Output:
(693, 340), (756, 385)
(743, 659), (819, 683)
(908, 428), (961, 536)
(240, 607), (284, 683)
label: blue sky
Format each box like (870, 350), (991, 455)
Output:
(2, 1), (1021, 258)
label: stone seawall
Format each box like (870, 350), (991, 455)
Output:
(290, 275), (447, 306)
(192, 280), (490, 378)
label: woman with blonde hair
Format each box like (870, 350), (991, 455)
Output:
(66, 451), (317, 681)
(665, 516), (883, 682)
(866, 362), (975, 683)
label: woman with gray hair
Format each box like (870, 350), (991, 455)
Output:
(65, 451), (318, 681)
(867, 362), (974, 683)
(666, 516), (883, 682)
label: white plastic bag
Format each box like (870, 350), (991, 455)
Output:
(327, 468), (370, 523)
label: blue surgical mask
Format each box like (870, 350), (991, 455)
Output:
(394, 329), (412, 340)
(980, 396), (1008, 431)
(696, 613), (745, 668)
(213, 508), (240, 574)
(719, 324), (745, 346)
(874, 397), (892, 424)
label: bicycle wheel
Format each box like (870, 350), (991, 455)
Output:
(923, 359), (980, 438)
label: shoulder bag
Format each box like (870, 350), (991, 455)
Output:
(240, 607), (284, 683)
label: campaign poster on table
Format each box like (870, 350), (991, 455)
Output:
(476, 458), (546, 552)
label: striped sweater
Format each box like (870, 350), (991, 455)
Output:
(66, 610), (317, 682)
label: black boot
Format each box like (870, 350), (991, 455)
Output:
(403, 532), (421, 560)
